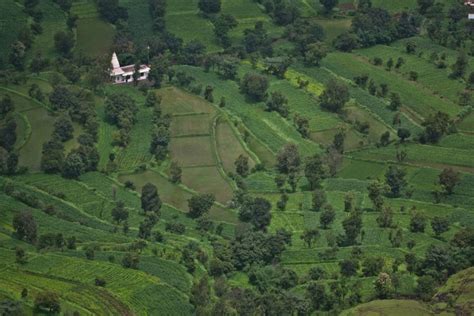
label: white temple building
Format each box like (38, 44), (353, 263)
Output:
(110, 52), (151, 84)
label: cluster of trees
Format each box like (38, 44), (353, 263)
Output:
(105, 92), (138, 146)
(422, 0), (472, 52)
(97, 0), (128, 23)
(41, 86), (99, 179)
(258, 0), (300, 26)
(0, 96), (19, 175)
(148, 92), (172, 160)
(334, 4), (420, 51)
(149, 0), (167, 32)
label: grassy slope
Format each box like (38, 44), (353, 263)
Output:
(0, 1), (27, 61)
(72, 0), (114, 58)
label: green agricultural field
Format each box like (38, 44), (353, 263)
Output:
(351, 143), (474, 170)
(321, 52), (461, 118)
(215, 117), (256, 174)
(356, 44), (468, 104)
(72, 0), (114, 58)
(0, 1), (27, 61)
(341, 299), (433, 316)
(120, 0), (154, 44)
(29, 0), (67, 58)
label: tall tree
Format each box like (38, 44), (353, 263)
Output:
(111, 201), (129, 224)
(188, 193), (215, 219)
(304, 154), (328, 190)
(319, 0), (338, 14)
(234, 154), (250, 177)
(239, 197), (272, 230)
(319, 79), (349, 113)
(240, 73), (269, 101)
(300, 229), (320, 248)
(385, 166), (407, 197)
(141, 183), (162, 214)
(198, 0), (221, 14)
(276, 143), (301, 174)
(13, 212), (37, 243)
(438, 168), (461, 195)
(367, 180), (387, 211)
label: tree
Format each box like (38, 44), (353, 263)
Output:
(213, 14), (238, 47)
(340, 258), (359, 277)
(198, 0), (221, 14)
(421, 111), (451, 143)
(310, 189), (327, 213)
(96, 0), (127, 23)
(333, 32), (358, 52)
(62, 152), (85, 179)
(239, 197), (272, 230)
(145, 91), (160, 108)
(362, 257), (385, 277)
(450, 51), (468, 79)
(13, 212), (37, 243)
(204, 85), (214, 102)
(54, 31), (75, 57)
(305, 43), (327, 66)
(122, 252), (140, 269)
(397, 128), (411, 142)
(319, 79), (349, 113)
(319, 0), (338, 14)
(406, 41), (417, 54)
(9, 41), (26, 70)
(104, 92), (138, 130)
(138, 215), (158, 239)
(388, 92), (401, 111)
(240, 73), (269, 101)
(431, 216), (449, 237)
(53, 115), (74, 142)
(234, 154), (249, 177)
(190, 276), (210, 309)
(410, 212), (426, 233)
(376, 206), (394, 228)
(300, 229), (320, 248)
(306, 282), (327, 311)
(379, 131), (391, 147)
(438, 168), (460, 195)
(15, 247), (27, 264)
(0, 118), (17, 152)
(111, 201), (128, 224)
(367, 180), (387, 211)
(341, 210), (363, 245)
(41, 137), (65, 173)
(417, 0), (434, 15)
(188, 193), (215, 219)
(385, 165), (407, 196)
(141, 183), (162, 214)
(467, 72), (474, 90)
(169, 161), (182, 183)
(85, 246), (95, 260)
(276, 143), (300, 174)
(0, 95), (14, 119)
(320, 206), (336, 229)
(416, 275), (436, 301)
(304, 155), (328, 190)
(294, 113), (310, 138)
(34, 292), (60, 314)
(266, 92), (289, 117)
(374, 273), (392, 299)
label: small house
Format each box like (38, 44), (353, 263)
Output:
(110, 52), (151, 84)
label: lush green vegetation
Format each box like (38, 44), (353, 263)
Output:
(0, 0), (473, 314)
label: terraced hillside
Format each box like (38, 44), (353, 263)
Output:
(0, 0), (473, 314)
